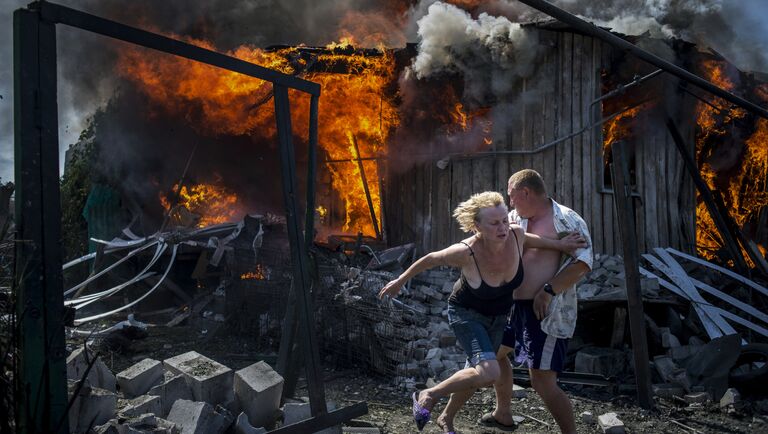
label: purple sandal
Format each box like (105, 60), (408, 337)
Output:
(411, 391), (431, 431)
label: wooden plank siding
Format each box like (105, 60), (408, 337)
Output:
(384, 28), (696, 256)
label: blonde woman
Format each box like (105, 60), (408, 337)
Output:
(378, 191), (585, 433)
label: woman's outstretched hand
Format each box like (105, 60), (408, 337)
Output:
(378, 278), (405, 299)
(558, 231), (587, 256)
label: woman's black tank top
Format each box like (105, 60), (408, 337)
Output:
(447, 231), (524, 316)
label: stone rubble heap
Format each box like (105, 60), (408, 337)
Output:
(66, 350), (331, 434)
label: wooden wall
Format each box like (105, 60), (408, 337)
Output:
(385, 28), (697, 256)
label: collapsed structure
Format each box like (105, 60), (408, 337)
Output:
(7, 0), (768, 433)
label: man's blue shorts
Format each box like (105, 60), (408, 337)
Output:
(447, 304), (507, 366)
(502, 300), (568, 372)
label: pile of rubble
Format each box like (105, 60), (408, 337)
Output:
(319, 265), (472, 389)
(66, 348), (326, 434)
(572, 251), (768, 408)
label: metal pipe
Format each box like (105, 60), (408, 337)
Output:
(515, 0), (768, 120)
(351, 135), (381, 239)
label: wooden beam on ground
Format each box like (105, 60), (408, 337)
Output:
(642, 253), (732, 338)
(609, 141), (653, 409)
(666, 248), (768, 298)
(640, 267), (768, 338)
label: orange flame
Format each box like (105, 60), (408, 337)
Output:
(160, 181), (240, 228)
(119, 38), (398, 237)
(694, 61), (767, 265)
(240, 264), (269, 280)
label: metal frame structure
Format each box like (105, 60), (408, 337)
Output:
(13, 2), (366, 432)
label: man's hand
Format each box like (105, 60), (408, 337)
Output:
(557, 231), (587, 256)
(533, 289), (552, 320)
(378, 278), (405, 299)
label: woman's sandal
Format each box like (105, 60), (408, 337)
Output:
(411, 391), (431, 431)
(479, 412), (517, 431)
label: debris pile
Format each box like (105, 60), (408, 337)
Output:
(65, 349), (342, 434)
(572, 249), (768, 406)
(315, 257), (468, 388)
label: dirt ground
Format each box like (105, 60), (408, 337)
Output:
(80, 324), (768, 434)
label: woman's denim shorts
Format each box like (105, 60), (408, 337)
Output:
(447, 303), (507, 366)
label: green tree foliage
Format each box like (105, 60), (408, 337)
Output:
(60, 120), (98, 262)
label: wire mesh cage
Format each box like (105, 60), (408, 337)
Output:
(315, 266), (423, 379)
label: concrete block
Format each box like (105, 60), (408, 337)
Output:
(95, 414), (180, 434)
(67, 347), (116, 392)
(426, 348), (442, 360)
(575, 347), (626, 377)
(427, 358), (444, 376)
(235, 412), (268, 434)
(413, 348), (426, 361)
(580, 411), (594, 425)
(597, 412), (625, 434)
(720, 388), (740, 407)
(120, 394), (163, 418)
(117, 358), (164, 398)
(234, 361), (283, 428)
(652, 383), (685, 399)
(283, 401), (341, 434)
(167, 399), (231, 434)
(68, 379), (90, 434)
(149, 374), (194, 417)
(76, 387), (118, 434)
(652, 356), (679, 382)
(669, 345), (699, 362)
(164, 352), (234, 406)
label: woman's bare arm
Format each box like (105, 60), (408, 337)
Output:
(378, 243), (469, 299)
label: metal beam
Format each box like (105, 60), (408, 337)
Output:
(274, 84), (326, 415)
(14, 8), (69, 433)
(609, 141), (654, 409)
(35, 1), (320, 96)
(516, 0), (768, 120)
(269, 402), (369, 434)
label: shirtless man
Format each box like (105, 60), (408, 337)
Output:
(437, 170), (593, 434)
(489, 169), (593, 434)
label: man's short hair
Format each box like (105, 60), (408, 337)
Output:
(508, 169), (546, 195)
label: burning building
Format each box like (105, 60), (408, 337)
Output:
(62, 3), (767, 268)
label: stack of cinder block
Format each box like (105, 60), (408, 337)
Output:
(66, 349), (337, 433)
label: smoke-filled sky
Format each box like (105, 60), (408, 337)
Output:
(1, 0), (767, 183)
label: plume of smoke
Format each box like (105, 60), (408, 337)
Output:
(411, 1), (542, 105)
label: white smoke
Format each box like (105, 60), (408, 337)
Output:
(410, 2), (542, 104)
